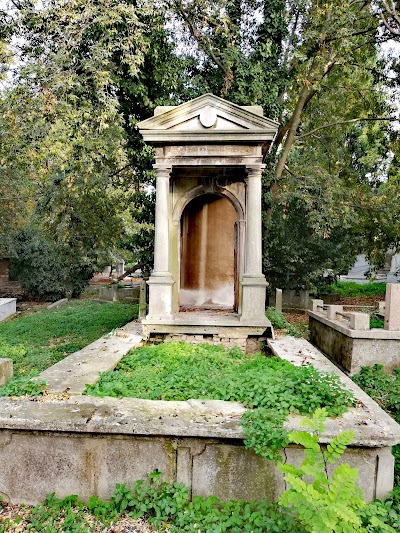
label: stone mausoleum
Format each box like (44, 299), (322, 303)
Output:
(138, 94), (279, 350)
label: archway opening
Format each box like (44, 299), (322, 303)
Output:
(180, 194), (238, 310)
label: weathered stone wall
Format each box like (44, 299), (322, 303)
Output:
(98, 285), (140, 303)
(268, 289), (311, 310)
(0, 418), (394, 505)
(147, 332), (266, 354)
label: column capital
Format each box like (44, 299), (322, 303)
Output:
(245, 165), (265, 178)
(153, 165), (172, 178)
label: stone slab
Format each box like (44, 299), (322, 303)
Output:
(0, 298), (16, 321)
(39, 322), (143, 394)
(385, 283), (400, 330)
(143, 311), (271, 328)
(268, 336), (400, 446)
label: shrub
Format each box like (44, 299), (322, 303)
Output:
(10, 227), (94, 300)
(319, 281), (386, 298)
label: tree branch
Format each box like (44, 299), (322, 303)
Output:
(170, 0), (230, 75)
(295, 117), (399, 141)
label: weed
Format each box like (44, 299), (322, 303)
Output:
(279, 409), (398, 532)
(2, 468), (399, 532)
(86, 342), (354, 461)
(370, 313), (384, 329)
(266, 308), (307, 337)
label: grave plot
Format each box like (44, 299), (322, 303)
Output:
(308, 283), (400, 374)
(0, 334), (399, 506)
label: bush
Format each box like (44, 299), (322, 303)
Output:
(10, 227), (94, 300)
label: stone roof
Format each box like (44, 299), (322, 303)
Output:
(138, 93), (279, 146)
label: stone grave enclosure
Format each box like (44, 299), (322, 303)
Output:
(308, 283), (400, 374)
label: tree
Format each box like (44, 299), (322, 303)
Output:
(1, 0), (399, 292)
(167, 0), (396, 288)
(0, 0), (187, 285)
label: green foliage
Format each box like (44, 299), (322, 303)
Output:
(320, 282), (387, 298)
(2, 471), (399, 532)
(370, 314), (385, 329)
(0, 300), (137, 396)
(19, 492), (113, 532)
(353, 365), (400, 485)
(279, 410), (398, 533)
(10, 227), (95, 300)
(0, 472), (305, 533)
(265, 308), (307, 338)
(279, 409), (367, 532)
(266, 307), (288, 329)
(263, 199), (359, 290)
(0, 377), (46, 398)
(86, 342), (354, 460)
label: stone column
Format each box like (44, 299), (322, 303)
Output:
(146, 166), (174, 320)
(240, 165), (268, 324)
(153, 167), (171, 274)
(244, 166), (264, 276)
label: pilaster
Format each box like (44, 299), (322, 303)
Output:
(146, 166), (174, 319)
(240, 165), (268, 324)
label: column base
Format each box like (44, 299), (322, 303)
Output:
(146, 273), (174, 320)
(240, 275), (269, 324)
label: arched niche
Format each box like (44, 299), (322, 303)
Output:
(180, 194), (239, 310)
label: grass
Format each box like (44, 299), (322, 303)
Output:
(0, 300), (138, 382)
(320, 281), (387, 297)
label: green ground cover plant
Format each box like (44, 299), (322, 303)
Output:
(86, 342), (354, 461)
(319, 281), (386, 297)
(370, 314), (385, 329)
(0, 473), (304, 533)
(266, 308), (307, 337)
(0, 300), (138, 396)
(353, 365), (400, 486)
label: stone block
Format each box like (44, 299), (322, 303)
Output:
(0, 298), (16, 322)
(0, 359), (13, 386)
(326, 305), (343, 320)
(47, 298), (68, 310)
(349, 312), (370, 331)
(385, 283), (400, 331)
(275, 289), (283, 313)
(310, 299), (324, 313)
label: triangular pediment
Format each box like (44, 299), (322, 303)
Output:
(137, 94), (279, 144)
